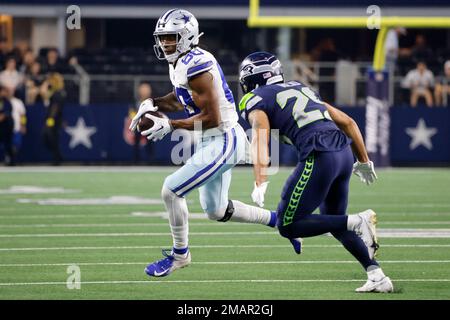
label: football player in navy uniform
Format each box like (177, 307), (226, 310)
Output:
(239, 52), (393, 293)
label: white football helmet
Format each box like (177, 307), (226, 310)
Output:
(153, 9), (203, 63)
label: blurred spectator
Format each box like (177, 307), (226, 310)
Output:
(0, 38), (11, 69)
(434, 60), (450, 107)
(312, 38), (339, 103)
(0, 57), (24, 94)
(41, 73), (66, 165)
(402, 61), (435, 107)
(128, 82), (152, 163)
(137, 82), (152, 103)
(25, 62), (43, 105)
(12, 40), (31, 66)
(3, 87), (26, 160)
(0, 85), (14, 165)
(40, 48), (67, 74)
(19, 50), (36, 75)
(410, 34), (433, 63)
(384, 27), (407, 70)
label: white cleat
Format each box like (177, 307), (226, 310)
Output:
(355, 209), (379, 259)
(355, 276), (394, 293)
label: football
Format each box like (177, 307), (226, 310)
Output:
(137, 111), (166, 132)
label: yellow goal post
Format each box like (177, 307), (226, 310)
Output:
(248, 0), (450, 71)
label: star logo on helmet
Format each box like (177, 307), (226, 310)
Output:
(178, 14), (191, 24)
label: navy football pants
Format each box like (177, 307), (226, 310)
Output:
(277, 145), (378, 269)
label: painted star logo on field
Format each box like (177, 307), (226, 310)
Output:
(65, 117), (97, 149)
(405, 118), (438, 151)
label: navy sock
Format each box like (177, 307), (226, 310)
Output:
(332, 230), (379, 269)
(172, 247), (188, 255)
(268, 211), (277, 228)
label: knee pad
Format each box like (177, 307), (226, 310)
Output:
(205, 200), (234, 222)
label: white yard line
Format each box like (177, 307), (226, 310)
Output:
(352, 204), (450, 208)
(1, 229), (450, 238)
(1, 211), (450, 220)
(1, 221), (450, 228)
(0, 260), (449, 268)
(0, 231), (276, 238)
(0, 222), (226, 228)
(379, 222), (450, 225)
(1, 212), (450, 221)
(0, 214), (135, 219)
(0, 244), (449, 252)
(0, 278), (449, 287)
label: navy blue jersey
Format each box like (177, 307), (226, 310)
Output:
(239, 80), (351, 160)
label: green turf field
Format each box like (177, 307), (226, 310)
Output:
(0, 167), (449, 300)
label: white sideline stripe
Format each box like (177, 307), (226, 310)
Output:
(1, 229), (450, 238)
(0, 279), (449, 286)
(0, 166), (445, 173)
(0, 244), (449, 252)
(0, 260), (449, 267)
(0, 166), (178, 173)
(2, 221), (450, 228)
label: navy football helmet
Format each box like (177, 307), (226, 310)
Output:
(239, 51), (284, 94)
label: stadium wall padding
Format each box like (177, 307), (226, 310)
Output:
(2, 104), (449, 165)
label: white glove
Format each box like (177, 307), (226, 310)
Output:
(353, 160), (378, 185)
(140, 113), (173, 141)
(251, 181), (269, 207)
(129, 98), (158, 132)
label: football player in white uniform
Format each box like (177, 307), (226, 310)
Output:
(129, 9), (302, 277)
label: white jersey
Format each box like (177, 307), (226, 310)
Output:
(169, 47), (238, 135)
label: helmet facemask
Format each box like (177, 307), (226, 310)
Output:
(153, 33), (181, 63)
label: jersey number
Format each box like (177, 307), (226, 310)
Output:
(276, 88), (331, 128)
(181, 48), (203, 65)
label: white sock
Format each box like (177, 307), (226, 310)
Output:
(162, 185), (189, 256)
(347, 214), (362, 231)
(230, 200), (273, 226)
(367, 267), (385, 282)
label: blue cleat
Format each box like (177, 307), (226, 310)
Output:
(145, 249), (191, 277)
(290, 238), (303, 254)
